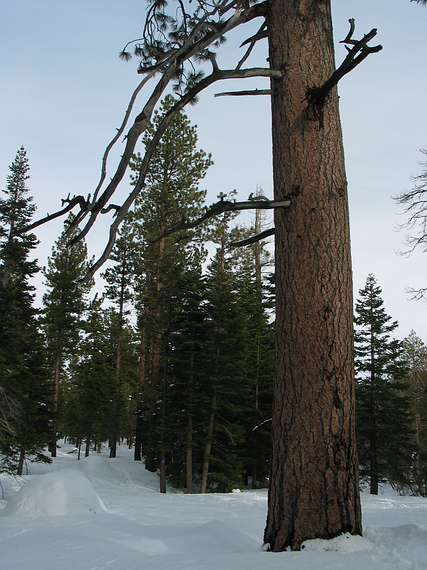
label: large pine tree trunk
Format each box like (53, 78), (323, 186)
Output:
(264, 0), (362, 551)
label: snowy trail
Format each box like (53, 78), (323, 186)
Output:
(0, 444), (426, 570)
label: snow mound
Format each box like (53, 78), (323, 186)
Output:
(2, 469), (107, 517)
(302, 532), (374, 553)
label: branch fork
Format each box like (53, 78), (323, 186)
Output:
(307, 18), (382, 118)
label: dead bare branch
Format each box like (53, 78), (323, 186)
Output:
(83, 67), (282, 280)
(237, 22), (267, 70)
(69, 2), (270, 247)
(23, 195), (88, 233)
(231, 227), (275, 247)
(153, 199), (287, 242)
(214, 88), (271, 98)
(307, 18), (382, 116)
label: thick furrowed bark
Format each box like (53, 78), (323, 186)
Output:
(264, 0), (362, 551)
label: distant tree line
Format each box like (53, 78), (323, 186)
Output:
(0, 101), (426, 496)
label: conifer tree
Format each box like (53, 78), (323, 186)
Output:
(354, 274), (414, 493)
(198, 212), (249, 492)
(103, 218), (138, 457)
(64, 297), (114, 457)
(0, 147), (51, 473)
(130, 95), (211, 490)
(230, 221), (274, 487)
(402, 331), (427, 495)
(43, 215), (92, 456)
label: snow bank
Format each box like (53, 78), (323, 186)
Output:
(302, 532), (373, 552)
(2, 469), (106, 517)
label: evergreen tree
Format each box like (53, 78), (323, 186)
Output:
(0, 147), (51, 473)
(196, 212), (249, 493)
(402, 331), (427, 495)
(63, 297), (114, 458)
(42, 215), (92, 456)
(130, 95), (211, 491)
(354, 274), (414, 493)
(102, 218), (138, 457)
(230, 220), (274, 488)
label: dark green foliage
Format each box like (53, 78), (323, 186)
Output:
(130, 95), (212, 484)
(42, 216), (92, 452)
(103, 219), (139, 457)
(63, 298), (115, 450)
(0, 147), (52, 472)
(402, 331), (427, 495)
(355, 274), (415, 493)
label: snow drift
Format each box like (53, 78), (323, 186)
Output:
(2, 468), (106, 517)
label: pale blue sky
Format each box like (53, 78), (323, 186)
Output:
(1, 1), (426, 340)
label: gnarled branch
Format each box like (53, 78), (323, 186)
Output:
(84, 67), (282, 279)
(307, 18), (382, 114)
(23, 195), (88, 233)
(69, 2), (270, 247)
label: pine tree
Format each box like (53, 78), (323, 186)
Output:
(0, 147), (51, 473)
(63, 297), (114, 457)
(198, 213), (249, 493)
(402, 331), (427, 495)
(42, 215), (92, 457)
(130, 95), (212, 490)
(102, 218), (138, 458)
(354, 274), (414, 493)
(230, 220), (274, 488)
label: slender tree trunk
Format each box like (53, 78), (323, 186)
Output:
(17, 447), (25, 476)
(110, 272), (126, 459)
(145, 236), (166, 472)
(85, 437), (90, 458)
(264, 0), (362, 551)
(159, 356), (168, 494)
(50, 354), (61, 458)
(109, 334), (121, 459)
(134, 325), (146, 461)
(77, 438), (82, 460)
(369, 332), (378, 494)
(186, 349), (194, 493)
(201, 393), (216, 494)
(253, 207), (262, 488)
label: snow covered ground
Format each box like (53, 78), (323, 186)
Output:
(0, 443), (426, 570)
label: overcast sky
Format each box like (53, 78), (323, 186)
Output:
(1, 1), (426, 341)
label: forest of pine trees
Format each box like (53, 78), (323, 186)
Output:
(1, 113), (427, 496)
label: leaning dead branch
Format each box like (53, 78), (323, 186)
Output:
(307, 18), (382, 114)
(26, 1), (271, 261)
(84, 66), (282, 279)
